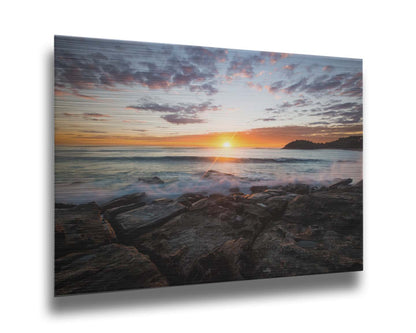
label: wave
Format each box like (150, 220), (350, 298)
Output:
(56, 155), (326, 164)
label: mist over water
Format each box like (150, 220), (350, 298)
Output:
(55, 146), (363, 204)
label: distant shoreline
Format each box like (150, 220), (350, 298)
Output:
(55, 145), (364, 150)
(283, 136), (363, 150)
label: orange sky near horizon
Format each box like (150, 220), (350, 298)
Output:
(55, 124), (363, 148)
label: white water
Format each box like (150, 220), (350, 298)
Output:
(55, 146), (362, 204)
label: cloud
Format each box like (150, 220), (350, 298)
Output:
(127, 101), (220, 114)
(283, 64), (297, 70)
(55, 37), (225, 95)
(261, 52), (289, 64)
(189, 83), (218, 95)
(247, 81), (263, 91)
(255, 117), (276, 122)
(263, 96), (362, 127)
(266, 72), (362, 97)
(184, 46), (228, 69)
(323, 102), (361, 111)
(265, 81), (285, 94)
(312, 101), (363, 124)
(281, 78), (308, 94)
(83, 112), (111, 118)
(122, 119), (147, 123)
(80, 130), (107, 133)
(55, 88), (97, 101)
(305, 74), (344, 92)
(82, 113), (111, 121)
(63, 112), (80, 117)
(161, 114), (206, 124)
(127, 100), (221, 125)
(340, 72), (363, 97)
(309, 121), (330, 125)
(226, 56), (256, 80)
(322, 65), (334, 72)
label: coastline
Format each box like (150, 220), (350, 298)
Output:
(55, 176), (363, 296)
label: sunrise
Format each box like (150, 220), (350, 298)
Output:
(54, 36), (363, 295)
(55, 36), (362, 149)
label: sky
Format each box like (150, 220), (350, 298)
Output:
(55, 36), (362, 147)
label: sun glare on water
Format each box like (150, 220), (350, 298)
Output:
(222, 141), (231, 148)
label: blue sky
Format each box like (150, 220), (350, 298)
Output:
(55, 36), (362, 146)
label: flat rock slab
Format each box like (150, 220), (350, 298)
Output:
(135, 195), (272, 284)
(112, 201), (186, 242)
(296, 240), (318, 249)
(138, 176), (164, 184)
(55, 202), (117, 258)
(281, 191), (363, 234)
(55, 243), (168, 296)
(329, 178), (353, 189)
(177, 192), (207, 207)
(101, 192), (146, 216)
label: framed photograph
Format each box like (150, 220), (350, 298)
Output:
(54, 36), (363, 296)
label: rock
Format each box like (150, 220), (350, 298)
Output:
(55, 202), (117, 258)
(135, 196), (266, 284)
(177, 192), (207, 207)
(101, 192), (146, 218)
(190, 198), (216, 211)
(322, 230), (341, 250)
(55, 181), (363, 290)
(243, 203), (273, 221)
(250, 185), (268, 193)
(229, 187), (240, 193)
(187, 238), (250, 283)
(282, 183), (310, 195)
(244, 184), (363, 279)
(264, 196), (290, 218)
(296, 240), (318, 249)
(247, 191), (273, 201)
(55, 203), (76, 209)
(152, 198), (174, 204)
(55, 243), (168, 296)
(329, 178), (353, 189)
(202, 169), (236, 179)
(138, 176), (164, 184)
(245, 223), (319, 279)
(281, 191), (363, 234)
(265, 188), (286, 196)
(111, 201), (186, 243)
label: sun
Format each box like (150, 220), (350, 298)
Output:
(222, 141), (231, 148)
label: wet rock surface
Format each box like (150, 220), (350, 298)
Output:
(55, 179), (363, 295)
(101, 192), (147, 219)
(138, 176), (164, 184)
(111, 201), (186, 243)
(55, 202), (117, 258)
(55, 243), (168, 296)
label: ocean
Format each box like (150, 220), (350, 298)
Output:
(55, 146), (363, 204)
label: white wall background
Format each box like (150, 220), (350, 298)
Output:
(2, 0), (415, 331)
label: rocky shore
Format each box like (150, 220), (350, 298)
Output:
(55, 173), (363, 296)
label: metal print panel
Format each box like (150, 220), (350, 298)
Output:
(54, 36), (363, 296)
